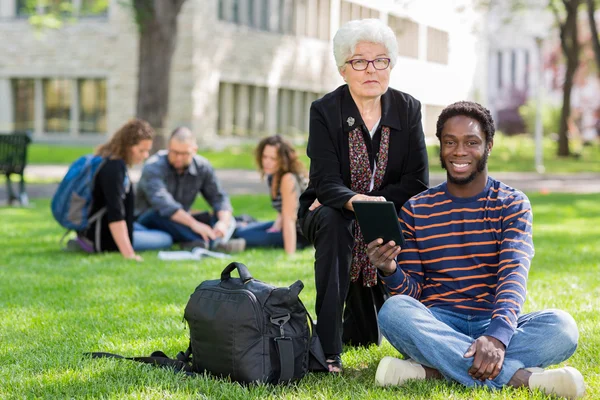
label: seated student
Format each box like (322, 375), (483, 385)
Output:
(77, 119), (173, 260)
(367, 101), (585, 399)
(234, 135), (309, 254)
(135, 127), (244, 252)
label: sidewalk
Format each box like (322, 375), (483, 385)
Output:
(1, 164), (600, 203)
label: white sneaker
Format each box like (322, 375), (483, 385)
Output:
(528, 366), (585, 399)
(375, 356), (426, 387)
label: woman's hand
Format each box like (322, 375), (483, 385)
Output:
(345, 194), (386, 212)
(125, 254), (144, 262)
(366, 238), (401, 275)
(309, 198), (322, 211)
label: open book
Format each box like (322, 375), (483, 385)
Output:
(158, 247), (231, 261)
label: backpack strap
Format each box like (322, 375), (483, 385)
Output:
(303, 305), (328, 372)
(270, 314), (295, 383)
(59, 229), (73, 247)
(86, 349), (195, 375)
(90, 207), (107, 252)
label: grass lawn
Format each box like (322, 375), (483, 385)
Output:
(0, 193), (598, 399)
(26, 135), (600, 175)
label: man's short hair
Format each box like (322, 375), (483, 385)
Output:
(436, 101), (496, 144)
(169, 126), (197, 145)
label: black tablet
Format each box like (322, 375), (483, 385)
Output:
(353, 201), (406, 247)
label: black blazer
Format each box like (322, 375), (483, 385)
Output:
(298, 85), (429, 219)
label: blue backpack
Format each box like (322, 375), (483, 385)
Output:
(51, 155), (108, 234)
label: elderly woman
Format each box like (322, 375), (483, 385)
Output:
(298, 19), (429, 372)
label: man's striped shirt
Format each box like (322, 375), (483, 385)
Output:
(381, 177), (534, 346)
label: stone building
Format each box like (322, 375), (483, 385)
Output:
(0, 0), (485, 146)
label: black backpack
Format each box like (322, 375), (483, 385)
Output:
(89, 262), (327, 384)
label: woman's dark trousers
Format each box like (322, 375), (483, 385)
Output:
(301, 205), (387, 356)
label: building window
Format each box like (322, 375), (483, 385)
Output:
(261, 0), (270, 30)
(510, 49), (517, 87)
(15, 0), (108, 17)
(16, 0), (34, 16)
(279, 0), (294, 34)
(79, 0), (109, 17)
(524, 50), (530, 89)
(43, 79), (71, 133)
(79, 79), (106, 134)
(388, 15), (419, 59)
(12, 79), (35, 132)
(340, 0), (379, 26)
(219, 0), (295, 34)
(426, 27), (449, 64)
(497, 51), (503, 89)
(218, 81), (320, 137)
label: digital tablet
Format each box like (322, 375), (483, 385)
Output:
(353, 201), (406, 247)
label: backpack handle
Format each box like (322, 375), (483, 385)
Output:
(221, 262), (253, 283)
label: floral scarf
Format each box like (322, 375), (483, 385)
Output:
(349, 125), (390, 287)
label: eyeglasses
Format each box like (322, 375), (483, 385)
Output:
(345, 58), (391, 71)
(168, 149), (195, 157)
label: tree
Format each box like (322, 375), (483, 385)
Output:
(586, 0), (600, 77)
(479, 0), (583, 156)
(132, 0), (188, 151)
(550, 0), (582, 157)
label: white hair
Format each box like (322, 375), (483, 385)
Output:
(333, 19), (398, 70)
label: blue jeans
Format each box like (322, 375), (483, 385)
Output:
(234, 221), (284, 248)
(378, 295), (579, 389)
(132, 222), (173, 251)
(136, 210), (235, 248)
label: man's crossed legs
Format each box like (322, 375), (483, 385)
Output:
(376, 295), (585, 399)
(136, 210), (244, 252)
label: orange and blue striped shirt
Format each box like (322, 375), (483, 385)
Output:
(380, 177), (534, 346)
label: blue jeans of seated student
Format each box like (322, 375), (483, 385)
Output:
(132, 222), (173, 251)
(378, 295), (579, 389)
(234, 221), (284, 248)
(136, 210), (234, 249)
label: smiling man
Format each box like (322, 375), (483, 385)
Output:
(366, 101), (585, 399)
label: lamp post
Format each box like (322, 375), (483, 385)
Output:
(534, 36), (545, 174)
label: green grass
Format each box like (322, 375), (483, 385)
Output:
(28, 144), (95, 165)
(26, 135), (600, 174)
(1, 193), (598, 399)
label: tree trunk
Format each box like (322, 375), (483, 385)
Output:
(586, 0), (600, 77)
(555, 0), (581, 157)
(134, 0), (187, 152)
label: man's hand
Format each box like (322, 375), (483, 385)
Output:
(191, 221), (217, 242)
(366, 238), (401, 275)
(345, 194), (386, 211)
(463, 335), (506, 381)
(212, 219), (230, 238)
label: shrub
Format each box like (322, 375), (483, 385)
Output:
(496, 88), (528, 135)
(519, 99), (561, 136)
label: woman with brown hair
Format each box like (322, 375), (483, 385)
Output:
(234, 135), (309, 254)
(75, 119), (172, 260)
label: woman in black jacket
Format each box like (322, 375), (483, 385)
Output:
(298, 19), (429, 372)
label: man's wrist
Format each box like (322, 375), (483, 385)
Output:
(380, 262), (397, 276)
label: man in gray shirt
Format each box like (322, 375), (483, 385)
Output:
(135, 127), (244, 252)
